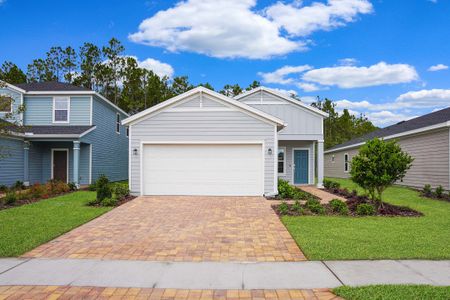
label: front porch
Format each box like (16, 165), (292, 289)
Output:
(277, 140), (324, 187)
(24, 140), (91, 187)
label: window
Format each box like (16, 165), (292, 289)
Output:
(126, 127), (129, 137)
(116, 113), (120, 134)
(278, 147), (286, 174)
(0, 95), (13, 113)
(344, 153), (349, 172)
(53, 97), (69, 123)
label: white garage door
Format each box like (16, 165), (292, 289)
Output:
(142, 143), (263, 196)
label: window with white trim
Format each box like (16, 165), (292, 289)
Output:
(344, 153), (349, 172)
(53, 97), (69, 123)
(278, 147), (286, 174)
(0, 95), (13, 113)
(116, 113), (120, 134)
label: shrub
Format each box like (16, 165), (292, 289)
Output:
(29, 183), (47, 199)
(113, 185), (129, 200)
(350, 138), (413, 207)
(3, 191), (17, 205)
(68, 182), (77, 191)
(96, 175), (112, 202)
(12, 181), (25, 190)
(88, 182), (97, 191)
(323, 179), (332, 189)
(0, 185), (8, 193)
(422, 184), (432, 197)
(356, 203), (376, 216)
(306, 199), (324, 214)
(278, 179), (294, 199)
(278, 201), (289, 215)
(331, 181), (341, 189)
(435, 185), (444, 198)
(46, 180), (70, 195)
(329, 199), (349, 215)
(292, 200), (304, 215)
(100, 197), (118, 207)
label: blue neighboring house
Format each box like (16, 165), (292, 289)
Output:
(0, 81), (129, 187)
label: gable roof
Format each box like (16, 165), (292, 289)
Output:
(15, 81), (90, 92)
(234, 86), (329, 118)
(122, 86), (286, 127)
(326, 106), (450, 153)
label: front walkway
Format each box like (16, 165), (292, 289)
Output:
(299, 186), (346, 204)
(24, 196), (305, 262)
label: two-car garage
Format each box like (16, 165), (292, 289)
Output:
(123, 87), (285, 197)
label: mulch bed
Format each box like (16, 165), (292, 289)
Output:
(420, 192), (450, 202)
(0, 190), (76, 211)
(88, 194), (137, 208)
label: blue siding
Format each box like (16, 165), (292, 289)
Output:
(0, 137), (24, 186)
(82, 95), (128, 182)
(28, 142), (43, 184)
(0, 87), (22, 123)
(24, 96), (91, 126)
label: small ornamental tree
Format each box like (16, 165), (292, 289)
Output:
(350, 138), (413, 208)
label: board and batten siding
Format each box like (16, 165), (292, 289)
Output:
(279, 140), (315, 185)
(129, 95), (277, 196)
(238, 90), (323, 140)
(324, 128), (450, 190)
(82, 95), (128, 183)
(23, 96), (90, 125)
(0, 137), (24, 186)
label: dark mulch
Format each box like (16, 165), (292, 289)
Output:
(88, 194), (136, 207)
(420, 192), (450, 202)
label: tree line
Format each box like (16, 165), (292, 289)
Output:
(0, 37), (377, 149)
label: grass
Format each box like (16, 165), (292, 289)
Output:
(0, 191), (111, 257)
(282, 178), (450, 260)
(333, 285), (450, 300)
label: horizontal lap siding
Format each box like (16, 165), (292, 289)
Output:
(324, 129), (450, 190)
(279, 141), (315, 185)
(130, 109), (276, 195)
(0, 137), (24, 186)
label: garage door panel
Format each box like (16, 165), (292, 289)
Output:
(142, 144), (263, 196)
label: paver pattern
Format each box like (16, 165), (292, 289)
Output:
(0, 286), (341, 299)
(24, 196), (305, 261)
(299, 186), (346, 204)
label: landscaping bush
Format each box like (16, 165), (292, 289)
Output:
(3, 191), (17, 205)
(46, 180), (70, 195)
(435, 185), (444, 198)
(113, 184), (129, 200)
(100, 197), (118, 207)
(331, 181), (341, 189)
(88, 182), (97, 191)
(29, 183), (47, 199)
(278, 201), (289, 215)
(292, 200), (304, 215)
(422, 184), (432, 197)
(323, 179), (333, 189)
(306, 199), (325, 214)
(0, 185), (8, 193)
(96, 175), (112, 202)
(329, 199), (349, 215)
(12, 181), (25, 190)
(68, 182), (77, 191)
(278, 179), (294, 198)
(356, 203), (376, 216)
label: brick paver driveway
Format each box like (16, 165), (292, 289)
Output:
(24, 196), (306, 262)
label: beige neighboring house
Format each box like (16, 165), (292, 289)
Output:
(324, 107), (450, 190)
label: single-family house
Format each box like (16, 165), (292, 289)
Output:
(324, 107), (450, 190)
(0, 81), (129, 187)
(122, 86), (328, 196)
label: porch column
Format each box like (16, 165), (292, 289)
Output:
(73, 141), (80, 188)
(317, 140), (324, 188)
(23, 141), (30, 186)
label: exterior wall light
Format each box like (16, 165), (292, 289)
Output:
(133, 148), (138, 156)
(268, 148), (273, 155)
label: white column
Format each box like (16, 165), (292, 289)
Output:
(317, 140), (324, 188)
(73, 141), (80, 188)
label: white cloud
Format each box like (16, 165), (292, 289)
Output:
(338, 58), (358, 66)
(365, 111), (417, 126)
(138, 58), (174, 78)
(266, 0), (373, 37)
(428, 64), (448, 72)
(302, 62), (419, 88)
(258, 65), (312, 84)
(271, 88), (298, 97)
(396, 89), (450, 107)
(296, 82), (321, 92)
(129, 0), (372, 59)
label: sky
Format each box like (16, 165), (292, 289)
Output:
(1, 0), (449, 126)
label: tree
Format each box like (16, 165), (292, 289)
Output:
(62, 46), (77, 83)
(197, 82), (215, 91)
(27, 58), (56, 82)
(220, 84), (242, 97)
(0, 62), (26, 84)
(102, 38), (125, 104)
(246, 80), (260, 91)
(75, 42), (102, 89)
(170, 76), (193, 96)
(46, 46), (64, 81)
(350, 138), (413, 207)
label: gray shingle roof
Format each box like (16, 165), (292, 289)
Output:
(24, 125), (95, 135)
(15, 82), (90, 92)
(327, 106), (450, 151)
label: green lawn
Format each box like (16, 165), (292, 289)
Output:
(282, 178), (450, 260)
(0, 191), (111, 257)
(334, 285), (450, 300)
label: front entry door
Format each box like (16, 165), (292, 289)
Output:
(293, 149), (309, 184)
(53, 150), (68, 183)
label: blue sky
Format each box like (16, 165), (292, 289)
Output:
(1, 0), (449, 126)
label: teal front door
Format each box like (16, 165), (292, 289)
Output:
(293, 149), (309, 184)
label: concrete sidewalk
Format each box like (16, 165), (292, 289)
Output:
(0, 258), (448, 289)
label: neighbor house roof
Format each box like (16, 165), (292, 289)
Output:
(15, 81), (90, 92)
(122, 86), (286, 128)
(234, 86), (329, 118)
(325, 107), (450, 153)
